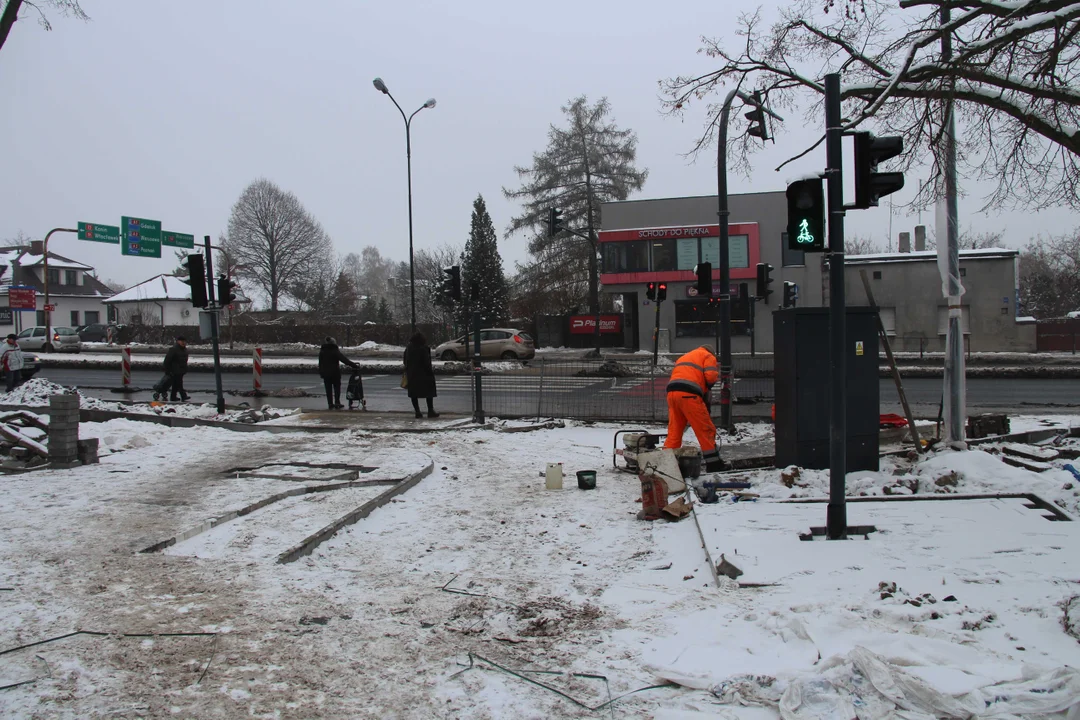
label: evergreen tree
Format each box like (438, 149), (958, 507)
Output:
(359, 295), (377, 324)
(330, 272), (359, 316)
(377, 297), (393, 325)
(459, 194), (509, 326)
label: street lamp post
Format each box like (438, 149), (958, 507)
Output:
(373, 77), (436, 333)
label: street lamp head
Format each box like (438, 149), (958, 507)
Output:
(373, 77), (389, 94)
(424, 98), (437, 109)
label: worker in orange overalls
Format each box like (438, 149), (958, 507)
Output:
(664, 345), (725, 472)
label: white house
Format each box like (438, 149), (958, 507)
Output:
(105, 274), (198, 326)
(0, 241), (112, 332)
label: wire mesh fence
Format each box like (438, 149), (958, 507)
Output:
(472, 356), (776, 422)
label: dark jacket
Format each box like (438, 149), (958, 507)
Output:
(403, 341), (437, 399)
(319, 342), (356, 379)
(163, 343), (189, 376)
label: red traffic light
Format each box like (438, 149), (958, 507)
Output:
(646, 282), (657, 301)
(657, 282), (667, 302)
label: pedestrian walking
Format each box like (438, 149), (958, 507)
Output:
(403, 332), (439, 418)
(663, 345), (725, 472)
(318, 336), (358, 410)
(2, 333), (24, 392)
(154, 336), (190, 402)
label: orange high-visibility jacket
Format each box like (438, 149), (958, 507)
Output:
(666, 346), (719, 398)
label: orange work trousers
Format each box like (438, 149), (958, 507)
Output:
(664, 392), (721, 465)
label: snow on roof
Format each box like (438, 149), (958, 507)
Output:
(15, 252), (92, 270)
(106, 274), (191, 303)
(845, 247), (1018, 264)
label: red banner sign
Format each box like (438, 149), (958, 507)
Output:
(569, 315), (622, 335)
(8, 286), (36, 310)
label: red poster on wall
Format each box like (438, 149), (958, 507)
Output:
(8, 286), (36, 310)
(569, 315), (622, 334)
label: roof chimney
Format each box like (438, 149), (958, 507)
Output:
(914, 225), (927, 251)
(898, 232), (911, 253)
(29, 240), (44, 255)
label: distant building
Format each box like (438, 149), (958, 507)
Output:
(599, 192), (1036, 354)
(105, 274), (197, 326)
(0, 241), (113, 332)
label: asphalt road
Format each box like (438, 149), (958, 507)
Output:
(35, 367), (1080, 418)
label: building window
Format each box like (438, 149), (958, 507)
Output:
(959, 267), (967, 277)
(873, 271), (882, 280)
(36, 310), (45, 326)
(650, 240), (678, 272)
(701, 235), (750, 269)
(674, 300), (719, 337)
(602, 241), (650, 273)
(48, 269), (60, 285)
(70, 310), (80, 326)
(878, 307), (896, 336)
(65, 270), (77, 286)
(676, 238), (699, 269)
(85, 311), (100, 324)
(781, 233), (805, 267)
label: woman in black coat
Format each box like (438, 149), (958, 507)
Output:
(318, 336), (357, 410)
(403, 332), (438, 418)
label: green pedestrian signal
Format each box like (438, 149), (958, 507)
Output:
(786, 178), (825, 252)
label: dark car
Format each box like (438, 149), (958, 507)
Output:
(2, 352), (40, 385)
(77, 323), (117, 343)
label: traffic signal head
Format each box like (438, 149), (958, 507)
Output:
(755, 262), (774, 301)
(782, 280), (798, 308)
(853, 132), (905, 209)
(547, 208), (564, 237)
(438, 265), (461, 306)
(694, 262), (712, 297)
(217, 275), (237, 306)
(657, 282), (667, 302)
(744, 90), (770, 142)
(786, 178), (826, 252)
(181, 253), (208, 308)
(646, 282), (656, 301)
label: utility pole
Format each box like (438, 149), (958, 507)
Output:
(824, 73), (848, 541)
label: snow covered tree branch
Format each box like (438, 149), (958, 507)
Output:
(661, 0), (1080, 211)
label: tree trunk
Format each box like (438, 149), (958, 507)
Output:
(0, 0), (22, 56)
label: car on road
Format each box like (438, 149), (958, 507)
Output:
(434, 328), (535, 361)
(77, 323), (119, 343)
(16, 326), (82, 353)
(1, 351), (41, 387)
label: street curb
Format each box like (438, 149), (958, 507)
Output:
(277, 459), (435, 563)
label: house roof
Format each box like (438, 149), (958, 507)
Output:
(105, 274), (191, 304)
(844, 248), (1018, 265)
(0, 246), (112, 297)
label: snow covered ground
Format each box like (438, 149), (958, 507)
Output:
(0, 418), (1078, 717)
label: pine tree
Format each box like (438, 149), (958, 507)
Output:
(377, 297), (393, 325)
(359, 295), (377, 324)
(459, 195), (509, 327)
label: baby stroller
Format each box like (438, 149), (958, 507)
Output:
(345, 369), (366, 410)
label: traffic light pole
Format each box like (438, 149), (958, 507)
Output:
(652, 297), (661, 367)
(472, 310), (484, 424)
(203, 236), (226, 414)
(715, 87), (738, 433)
(824, 74), (848, 540)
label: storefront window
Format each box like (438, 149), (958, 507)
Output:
(650, 240), (677, 271)
(674, 300), (719, 337)
(676, 238), (699, 270)
(602, 241), (650, 273)
(700, 235), (749, 269)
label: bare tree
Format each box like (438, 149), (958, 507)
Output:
(414, 242), (462, 324)
(661, 0), (1080, 211)
(1020, 230), (1080, 318)
(846, 235), (885, 254)
(0, 0), (88, 56)
(224, 179), (333, 312)
(504, 96), (647, 313)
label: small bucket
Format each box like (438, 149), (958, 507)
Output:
(576, 470), (597, 490)
(676, 453), (702, 479)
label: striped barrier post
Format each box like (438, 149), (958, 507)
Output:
(253, 347), (263, 394)
(121, 346), (131, 388)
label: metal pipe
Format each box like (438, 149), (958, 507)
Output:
(41, 228), (78, 351)
(716, 87), (738, 433)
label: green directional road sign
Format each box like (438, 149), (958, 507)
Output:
(162, 231), (195, 249)
(77, 222), (121, 244)
(120, 216), (162, 258)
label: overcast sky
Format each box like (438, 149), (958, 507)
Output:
(2, 0), (1077, 290)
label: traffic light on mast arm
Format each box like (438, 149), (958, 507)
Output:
(755, 262), (774, 302)
(786, 178), (826, 252)
(180, 253), (208, 308)
(744, 90), (770, 142)
(546, 208), (564, 237)
(217, 275), (238, 306)
(852, 132), (905, 209)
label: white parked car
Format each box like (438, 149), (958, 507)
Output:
(16, 326), (82, 353)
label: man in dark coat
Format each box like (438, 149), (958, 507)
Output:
(318, 336), (358, 410)
(403, 332), (438, 418)
(160, 336), (190, 401)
